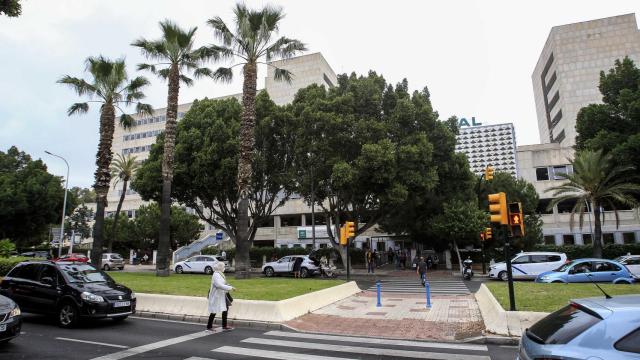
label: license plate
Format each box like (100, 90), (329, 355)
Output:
(114, 301), (130, 307)
(0, 324), (6, 332)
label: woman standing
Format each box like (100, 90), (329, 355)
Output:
(292, 256), (303, 278)
(207, 262), (234, 331)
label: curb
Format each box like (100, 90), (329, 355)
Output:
(134, 310), (296, 331)
(462, 334), (520, 345)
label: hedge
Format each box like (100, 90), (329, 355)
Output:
(201, 246), (369, 267)
(0, 257), (43, 276)
(532, 244), (640, 260)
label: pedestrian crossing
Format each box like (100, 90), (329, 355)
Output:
(365, 279), (471, 295)
(191, 330), (492, 360)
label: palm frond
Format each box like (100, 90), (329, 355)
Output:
(137, 63), (158, 74)
(126, 76), (150, 92)
(273, 67), (293, 83)
(57, 76), (97, 97)
(211, 67), (234, 83)
(206, 17), (234, 46)
(119, 114), (135, 129)
(67, 102), (89, 116)
(265, 36), (306, 61)
(179, 75), (194, 86)
(136, 103), (154, 118)
(193, 67), (214, 79)
(157, 68), (171, 80)
(131, 38), (168, 62)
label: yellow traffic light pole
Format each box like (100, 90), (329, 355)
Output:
(488, 192), (517, 311)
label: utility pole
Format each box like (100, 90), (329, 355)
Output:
(46, 150), (69, 259)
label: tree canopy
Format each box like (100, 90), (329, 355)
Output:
(0, 0), (21, 17)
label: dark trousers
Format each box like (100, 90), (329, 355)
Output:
(207, 311), (227, 329)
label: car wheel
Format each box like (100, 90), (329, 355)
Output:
(112, 315), (128, 322)
(204, 266), (213, 275)
(175, 265), (183, 274)
(300, 268), (309, 278)
(103, 264), (110, 271)
(498, 271), (508, 281)
(264, 267), (274, 277)
(58, 302), (78, 328)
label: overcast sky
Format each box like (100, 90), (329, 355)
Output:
(1, 0), (639, 188)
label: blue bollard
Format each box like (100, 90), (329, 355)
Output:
(425, 279), (431, 309)
(376, 280), (382, 307)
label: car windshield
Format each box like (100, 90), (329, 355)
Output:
(110, 254), (123, 259)
(58, 264), (113, 283)
(553, 261), (574, 272)
(613, 256), (624, 262)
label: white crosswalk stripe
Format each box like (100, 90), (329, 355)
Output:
(365, 279), (470, 295)
(209, 331), (492, 360)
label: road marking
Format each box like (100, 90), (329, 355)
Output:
(130, 315), (204, 326)
(185, 357), (218, 360)
(240, 338), (491, 360)
(56, 337), (129, 349)
(90, 329), (221, 360)
(213, 346), (357, 360)
(263, 331), (488, 351)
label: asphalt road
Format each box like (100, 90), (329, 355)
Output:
(0, 315), (518, 360)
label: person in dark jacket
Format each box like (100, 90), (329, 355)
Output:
(292, 256), (304, 278)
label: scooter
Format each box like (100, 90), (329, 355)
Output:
(463, 258), (474, 280)
(319, 256), (338, 278)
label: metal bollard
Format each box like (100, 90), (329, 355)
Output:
(376, 280), (382, 307)
(425, 279), (431, 309)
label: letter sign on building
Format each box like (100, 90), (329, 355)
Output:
(458, 117), (483, 127)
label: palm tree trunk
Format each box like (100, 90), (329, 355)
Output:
(91, 104), (116, 267)
(156, 63), (180, 277)
(235, 61), (258, 279)
(108, 179), (128, 253)
(592, 200), (603, 258)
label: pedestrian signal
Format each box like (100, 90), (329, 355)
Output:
(488, 192), (508, 224)
(508, 202), (525, 237)
(339, 226), (347, 245)
(485, 227), (493, 240)
(345, 221), (356, 239)
(485, 166), (494, 181)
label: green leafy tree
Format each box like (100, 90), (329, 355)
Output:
(431, 199), (487, 272)
(103, 214), (136, 252)
(0, 239), (16, 257)
(0, 0), (21, 17)
(108, 154), (139, 252)
(70, 187), (96, 204)
(0, 146), (68, 247)
(132, 203), (202, 251)
(133, 94), (294, 245)
(65, 204), (94, 240)
(58, 56), (153, 267)
(204, 4), (306, 278)
(546, 150), (640, 258)
(132, 20), (218, 277)
(576, 57), (640, 178)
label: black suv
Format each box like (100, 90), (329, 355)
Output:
(0, 261), (136, 328)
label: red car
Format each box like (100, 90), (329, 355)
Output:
(54, 253), (90, 263)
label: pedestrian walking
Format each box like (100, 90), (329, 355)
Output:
(372, 250), (378, 268)
(206, 262), (235, 332)
(426, 255), (433, 270)
(433, 254), (439, 270)
(292, 256), (303, 278)
(221, 250), (226, 260)
(387, 247), (394, 264)
(417, 256), (428, 286)
(366, 249), (375, 273)
(400, 251), (406, 270)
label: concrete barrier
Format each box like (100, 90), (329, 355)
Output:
(136, 281), (361, 323)
(474, 283), (549, 337)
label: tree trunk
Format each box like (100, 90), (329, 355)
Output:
(592, 200), (603, 258)
(235, 62), (258, 279)
(156, 63), (180, 277)
(91, 104), (116, 267)
(108, 179), (128, 253)
(453, 237), (463, 276)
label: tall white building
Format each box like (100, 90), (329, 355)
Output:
(532, 14), (640, 146)
(455, 122), (518, 177)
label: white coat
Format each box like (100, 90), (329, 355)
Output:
(208, 271), (232, 314)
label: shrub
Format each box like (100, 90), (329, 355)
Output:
(0, 239), (16, 257)
(201, 245), (367, 267)
(0, 257), (37, 276)
(533, 243), (640, 260)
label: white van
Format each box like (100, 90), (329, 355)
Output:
(489, 252), (567, 281)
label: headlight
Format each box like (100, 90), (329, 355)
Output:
(540, 276), (550, 280)
(9, 306), (21, 318)
(130, 292), (136, 300)
(81, 291), (105, 303)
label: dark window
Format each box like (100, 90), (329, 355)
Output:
(553, 165), (570, 180)
(550, 110), (563, 128)
(563, 235), (575, 245)
(536, 167), (550, 181)
(257, 216), (275, 227)
(305, 213), (327, 226)
(512, 255), (530, 264)
(545, 72), (557, 92)
(594, 261), (620, 272)
(280, 215), (301, 227)
(527, 304), (601, 345)
(11, 264), (40, 281)
(548, 255), (562, 262)
(615, 327), (640, 354)
(537, 199), (553, 214)
(603, 233), (615, 245)
(583, 234), (593, 245)
(623, 232), (636, 244)
(38, 265), (60, 285)
(323, 73), (334, 88)
(544, 236), (555, 245)
(554, 129), (566, 143)
(557, 199), (577, 213)
(572, 261), (593, 274)
(319, 243), (328, 249)
(530, 255), (548, 263)
(548, 91), (560, 110)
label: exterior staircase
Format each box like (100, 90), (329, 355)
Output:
(172, 232), (229, 263)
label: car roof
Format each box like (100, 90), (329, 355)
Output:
(574, 295), (640, 314)
(570, 258), (619, 262)
(518, 252), (566, 256)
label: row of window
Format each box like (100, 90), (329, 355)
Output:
(123, 144), (153, 155)
(124, 129), (162, 141)
(106, 210), (136, 219)
(535, 164), (573, 181)
(130, 112), (185, 128)
(544, 232), (637, 246)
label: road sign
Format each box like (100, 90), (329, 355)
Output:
(298, 229), (306, 239)
(215, 232), (223, 240)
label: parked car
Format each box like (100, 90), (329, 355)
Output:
(0, 294), (21, 344)
(173, 255), (228, 275)
(101, 253), (125, 271)
(489, 252), (567, 281)
(614, 255), (640, 277)
(20, 251), (51, 259)
(0, 260), (136, 328)
(535, 258), (636, 284)
(261, 255), (319, 278)
(54, 253), (90, 263)
(518, 295), (640, 359)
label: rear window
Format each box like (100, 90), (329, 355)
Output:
(527, 304), (601, 344)
(111, 254), (123, 260)
(8, 264), (40, 281)
(548, 255), (562, 262)
(615, 327), (640, 354)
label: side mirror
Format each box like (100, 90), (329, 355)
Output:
(41, 277), (54, 287)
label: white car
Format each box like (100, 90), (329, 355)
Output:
(261, 255), (319, 278)
(614, 255), (640, 277)
(173, 255), (228, 275)
(489, 252), (567, 281)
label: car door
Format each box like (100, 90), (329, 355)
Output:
(203, 256), (216, 271)
(526, 255), (548, 278)
(592, 261), (622, 282)
(568, 261), (593, 283)
(274, 257), (290, 273)
(510, 255), (531, 279)
(8, 263), (41, 311)
(181, 257), (196, 273)
(31, 264), (60, 313)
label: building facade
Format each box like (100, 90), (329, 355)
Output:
(455, 122), (518, 177)
(517, 143), (640, 245)
(532, 14), (640, 146)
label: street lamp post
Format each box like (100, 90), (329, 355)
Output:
(45, 151), (69, 258)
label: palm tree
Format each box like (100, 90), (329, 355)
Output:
(132, 20), (218, 276)
(108, 154), (139, 252)
(58, 56), (153, 267)
(206, 4), (306, 278)
(546, 150), (640, 258)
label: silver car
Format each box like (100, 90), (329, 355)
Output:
(518, 295), (640, 359)
(101, 253), (125, 271)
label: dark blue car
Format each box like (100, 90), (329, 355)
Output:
(535, 258), (636, 284)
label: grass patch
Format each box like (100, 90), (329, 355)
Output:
(485, 281), (640, 313)
(109, 272), (344, 301)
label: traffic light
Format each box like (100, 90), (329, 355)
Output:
(485, 227), (493, 240)
(508, 202), (525, 237)
(339, 225), (347, 245)
(484, 166), (494, 180)
(345, 221), (356, 239)
(488, 192), (508, 224)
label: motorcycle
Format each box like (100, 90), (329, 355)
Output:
(319, 256), (338, 278)
(463, 258), (474, 280)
